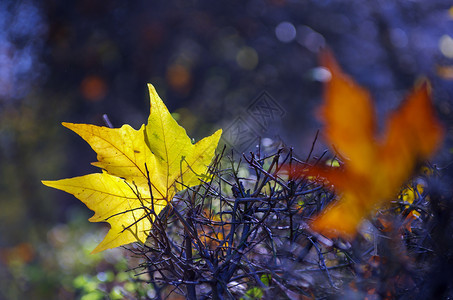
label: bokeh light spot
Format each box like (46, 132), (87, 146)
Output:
(296, 25), (325, 52)
(275, 21), (296, 43)
(390, 28), (408, 48)
(439, 35), (453, 58)
(80, 75), (107, 102)
(311, 67), (331, 82)
(166, 64), (192, 93)
(436, 65), (453, 80)
(236, 47), (259, 70)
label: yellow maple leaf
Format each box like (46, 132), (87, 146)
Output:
(296, 51), (444, 238)
(43, 84), (222, 253)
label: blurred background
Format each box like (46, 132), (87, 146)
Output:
(0, 0), (452, 298)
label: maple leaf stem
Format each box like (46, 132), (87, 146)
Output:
(102, 114), (114, 128)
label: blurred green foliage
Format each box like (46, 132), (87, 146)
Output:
(0, 206), (152, 299)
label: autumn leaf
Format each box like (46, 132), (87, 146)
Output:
(43, 84), (222, 253)
(294, 51), (444, 238)
(197, 209), (231, 250)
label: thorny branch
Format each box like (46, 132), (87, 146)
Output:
(123, 143), (448, 299)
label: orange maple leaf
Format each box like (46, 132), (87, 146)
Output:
(297, 51), (444, 238)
